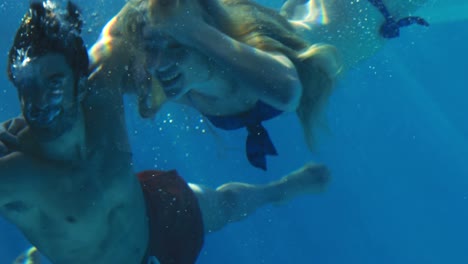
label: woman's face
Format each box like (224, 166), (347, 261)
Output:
(141, 0), (206, 99)
(143, 31), (190, 99)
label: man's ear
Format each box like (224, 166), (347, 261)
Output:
(77, 77), (88, 102)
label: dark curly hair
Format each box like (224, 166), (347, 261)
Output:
(7, 1), (88, 85)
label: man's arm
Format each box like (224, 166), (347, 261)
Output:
(0, 117), (39, 206)
(190, 162), (330, 233)
(86, 2), (153, 152)
(88, 3), (166, 119)
(0, 151), (29, 206)
(84, 64), (133, 154)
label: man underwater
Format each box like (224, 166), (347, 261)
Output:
(0, 2), (329, 263)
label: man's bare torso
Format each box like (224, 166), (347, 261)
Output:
(0, 129), (149, 264)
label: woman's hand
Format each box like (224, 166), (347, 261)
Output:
(145, 0), (205, 46)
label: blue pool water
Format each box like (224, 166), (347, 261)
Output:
(1, 0), (467, 263)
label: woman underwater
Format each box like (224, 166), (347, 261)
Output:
(89, 0), (341, 170)
(85, 0), (431, 172)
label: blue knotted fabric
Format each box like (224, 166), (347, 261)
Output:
(367, 0), (429, 38)
(204, 101), (282, 170)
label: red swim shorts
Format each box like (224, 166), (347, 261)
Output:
(138, 170), (204, 264)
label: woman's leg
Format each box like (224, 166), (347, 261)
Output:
(281, 0), (432, 70)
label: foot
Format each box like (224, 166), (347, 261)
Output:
(13, 247), (40, 264)
(272, 162), (330, 205)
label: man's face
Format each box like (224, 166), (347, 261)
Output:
(10, 53), (81, 140)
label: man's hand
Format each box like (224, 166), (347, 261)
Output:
(0, 116), (27, 157)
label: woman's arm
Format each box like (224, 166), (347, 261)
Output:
(187, 22), (303, 112)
